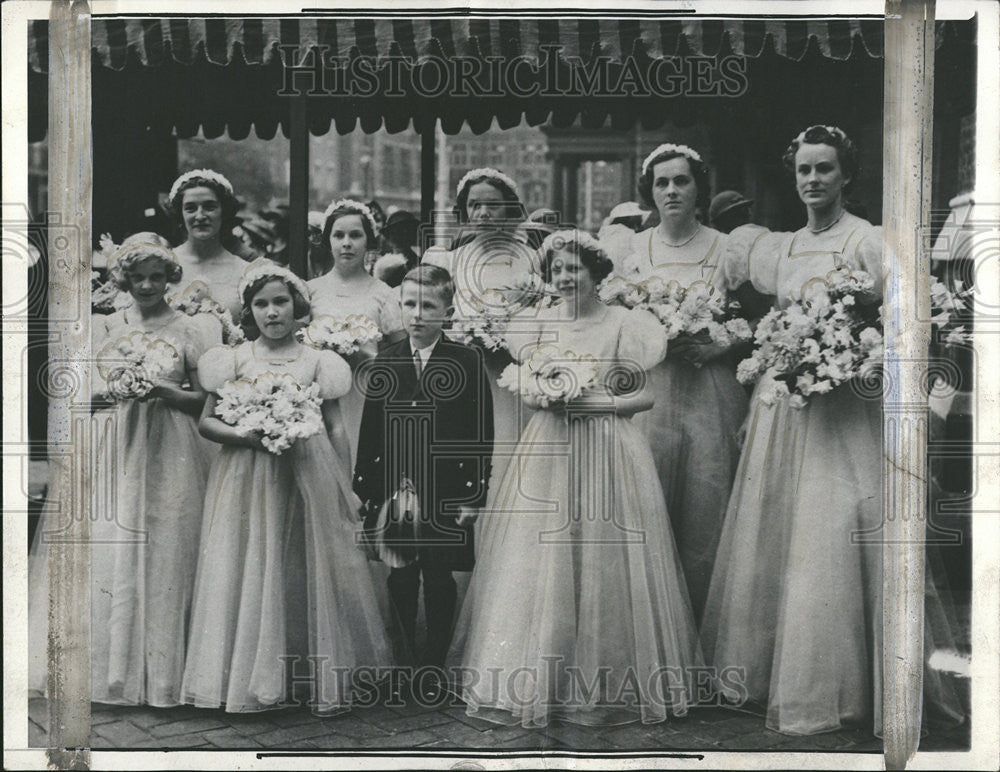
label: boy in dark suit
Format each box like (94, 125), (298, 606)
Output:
(354, 265), (494, 672)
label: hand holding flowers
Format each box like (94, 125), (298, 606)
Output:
(214, 372), (324, 455)
(96, 331), (180, 400)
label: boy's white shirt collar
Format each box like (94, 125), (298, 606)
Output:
(410, 334), (442, 366)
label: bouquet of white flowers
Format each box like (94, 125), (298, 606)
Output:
(296, 314), (383, 356)
(168, 280), (245, 345)
(96, 330), (180, 400)
(91, 234), (133, 314)
(599, 273), (751, 346)
(735, 268), (882, 407)
(497, 344), (601, 408)
(453, 274), (560, 352)
(214, 372), (324, 455)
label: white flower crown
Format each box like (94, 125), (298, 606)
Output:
(793, 125), (848, 145)
(540, 229), (607, 259)
(641, 144), (704, 176)
(322, 198), (380, 236)
(456, 167), (519, 199)
(168, 169), (234, 205)
(237, 258), (311, 306)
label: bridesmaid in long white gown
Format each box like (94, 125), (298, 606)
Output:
(181, 262), (392, 715)
(30, 233), (219, 706)
(423, 168), (539, 497)
(169, 169), (247, 321)
(449, 231), (703, 728)
(307, 199), (405, 466)
(618, 143), (749, 621)
(702, 125), (965, 736)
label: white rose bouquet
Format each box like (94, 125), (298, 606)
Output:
(214, 372), (324, 455)
(296, 314), (383, 356)
(96, 330), (180, 400)
(497, 344), (601, 408)
(168, 280), (245, 345)
(599, 272), (751, 347)
(454, 274), (560, 352)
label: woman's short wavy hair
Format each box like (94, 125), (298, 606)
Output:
(539, 232), (614, 286)
(238, 274), (311, 341)
(637, 150), (712, 212)
(782, 125), (860, 190)
(169, 174), (240, 242)
(109, 232), (182, 291)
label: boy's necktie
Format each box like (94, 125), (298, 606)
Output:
(413, 349), (423, 380)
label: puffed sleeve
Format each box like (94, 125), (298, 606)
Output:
(314, 349), (353, 400)
(719, 224), (779, 293)
(375, 282), (404, 334)
(616, 307), (668, 371)
(198, 345), (237, 393)
(852, 225), (885, 281)
(188, 313), (224, 358)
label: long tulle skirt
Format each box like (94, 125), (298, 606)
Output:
(29, 401), (212, 707)
(633, 356), (748, 620)
(180, 433), (393, 714)
(451, 410), (704, 727)
(701, 382), (966, 735)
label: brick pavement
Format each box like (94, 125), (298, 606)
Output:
(28, 693), (968, 755)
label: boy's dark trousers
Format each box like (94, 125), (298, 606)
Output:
(388, 563), (456, 669)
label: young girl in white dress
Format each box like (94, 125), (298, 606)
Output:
(180, 261), (393, 715)
(30, 232), (219, 706)
(449, 231), (703, 728)
(702, 125), (965, 736)
(307, 199), (405, 466)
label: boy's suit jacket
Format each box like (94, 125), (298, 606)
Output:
(353, 336), (494, 571)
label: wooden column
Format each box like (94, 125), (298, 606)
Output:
(288, 92), (309, 278)
(882, 1), (935, 767)
(46, 1), (91, 767)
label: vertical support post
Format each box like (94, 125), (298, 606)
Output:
(970, 0), (1000, 760)
(288, 92), (309, 279)
(46, 1), (92, 767)
(550, 157), (564, 218)
(565, 159), (580, 224)
(882, 1), (935, 767)
(420, 121), (436, 233)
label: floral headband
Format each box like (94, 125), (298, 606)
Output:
(323, 198), (380, 236)
(641, 144), (704, 176)
(540, 229), (607, 259)
(168, 169), (234, 205)
(237, 258), (311, 305)
(456, 167), (519, 199)
(793, 125), (847, 144)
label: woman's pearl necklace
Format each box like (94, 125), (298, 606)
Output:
(808, 210), (845, 234)
(657, 224), (701, 248)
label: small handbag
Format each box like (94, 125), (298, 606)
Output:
(373, 477), (421, 568)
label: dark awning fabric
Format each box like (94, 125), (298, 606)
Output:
(28, 16), (899, 72)
(27, 17), (968, 142)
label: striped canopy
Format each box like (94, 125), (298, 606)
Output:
(28, 16), (896, 72)
(27, 16), (964, 141)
